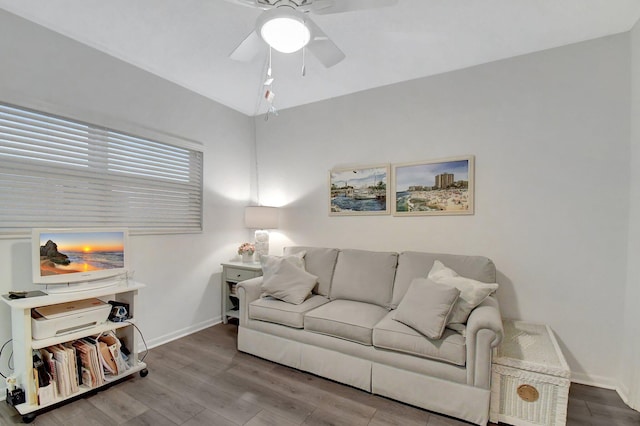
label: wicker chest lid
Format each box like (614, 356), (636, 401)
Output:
(494, 320), (571, 379)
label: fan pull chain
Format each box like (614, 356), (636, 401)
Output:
(302, 47), (306, 77)
(264, 46), (278, 120)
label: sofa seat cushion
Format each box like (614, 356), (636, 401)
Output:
(373, 311), (466, 366)
(304, 300), (389, 345)
(249, 295), (330, 328)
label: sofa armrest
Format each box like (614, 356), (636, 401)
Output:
(465, 296), (503, 389)
(237, 277), (263, 326)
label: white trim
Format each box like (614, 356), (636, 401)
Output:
(617, 384), (633, 410)
(570, 371), (618, 389)
(143, 317), (221, 351)
(544, 371), (638, 411)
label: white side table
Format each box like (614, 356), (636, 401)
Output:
(220, 262), (262, 324)
(490, 319), (571, 426)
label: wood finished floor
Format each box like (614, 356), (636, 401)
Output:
(1, 323), (639, 426)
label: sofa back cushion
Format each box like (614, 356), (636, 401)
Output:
(330, 249), (398, 308)
(283, 247), (339, 297)
(391, 251), (496, 309)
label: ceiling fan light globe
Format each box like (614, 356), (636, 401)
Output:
(260, 16), (310, 53)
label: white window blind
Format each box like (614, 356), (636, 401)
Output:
(0, 102), (203, 235)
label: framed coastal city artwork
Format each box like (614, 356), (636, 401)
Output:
(392, 155), (475, 216)
(330, 164), (390, 216)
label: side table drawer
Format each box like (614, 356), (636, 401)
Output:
(226, 267), (259, 282)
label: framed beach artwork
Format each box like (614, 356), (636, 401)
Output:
(392, 155), (475, 216)
(329, 164), (390, 216)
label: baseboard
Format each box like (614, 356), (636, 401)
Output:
(570, 371), (617, 389)
(615, 384), (639, 411)
(143, 316), (222, 350)
(571, 372), (639, 411)
(617, 384), (632, 408)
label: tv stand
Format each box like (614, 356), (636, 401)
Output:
(1, 281), (147, 423)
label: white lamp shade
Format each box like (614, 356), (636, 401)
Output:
(257, 8), (310, 54)
(260, 17), (310, 53)
(245, 206), (279, 229)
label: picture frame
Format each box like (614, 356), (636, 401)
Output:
(330, 164), (390, 216)
(392, 155), (474, 216)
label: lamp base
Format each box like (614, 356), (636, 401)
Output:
(254, 230), (269, 261)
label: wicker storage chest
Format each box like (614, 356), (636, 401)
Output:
(490, 320), (571, 426)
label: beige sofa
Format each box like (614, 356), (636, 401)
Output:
(236, 247), (503, 425)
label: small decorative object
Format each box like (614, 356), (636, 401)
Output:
(329, 164), (390, 216)
(392, 155), (475, 216)
(238, 242), (255, 263)
(244, 206), (279, 258)
(517, 384), (540, 402)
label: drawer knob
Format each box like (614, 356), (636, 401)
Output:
(517, 384), (539, 402)
(237, 274), (242, 278)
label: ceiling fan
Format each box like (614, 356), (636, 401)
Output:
(227, 0), (399, 68)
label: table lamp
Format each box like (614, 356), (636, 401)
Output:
(244, 206), (279, 260)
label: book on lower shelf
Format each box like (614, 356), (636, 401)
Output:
(32, 331), (132, 406)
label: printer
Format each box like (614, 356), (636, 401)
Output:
(31, 298), (112, 340)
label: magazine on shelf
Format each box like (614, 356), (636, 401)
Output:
(99, 331), (130, 376)
(34, 332), (130, 405)
(63, 342), (80, 392)
(50, 345), (72, 397)
(72, 338), (104, 387)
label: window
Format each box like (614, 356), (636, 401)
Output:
(0, 102), (203, 236)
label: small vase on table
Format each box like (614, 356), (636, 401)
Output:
(238, 242), (255, 264)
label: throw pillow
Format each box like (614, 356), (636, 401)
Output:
(393, 278), (460, 340)
(261, 256), (318, 305)
(260, 251), (306, 275)
(428, 260), (499, 325)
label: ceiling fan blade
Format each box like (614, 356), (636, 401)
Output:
(305, 19), (345, 68)
(224, 0), (260, 8)
(311, 0), (398, 15)
(229, 30), (263, 62)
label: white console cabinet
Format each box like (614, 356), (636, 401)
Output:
(1, 281), (148, 423)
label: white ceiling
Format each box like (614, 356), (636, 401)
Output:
(1, 0), (640, 116)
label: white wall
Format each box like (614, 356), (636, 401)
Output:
(0, 10), (254, 385)
(255, 34), (631, 387)
(621, 19), (640, 409)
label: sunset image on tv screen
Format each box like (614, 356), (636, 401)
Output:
(39, 231), (125, 276)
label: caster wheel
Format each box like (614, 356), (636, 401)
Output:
(22, 413), (36, 424)
(140, 368), (149, 377)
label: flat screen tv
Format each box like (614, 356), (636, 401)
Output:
(32, 228), (130, 293)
